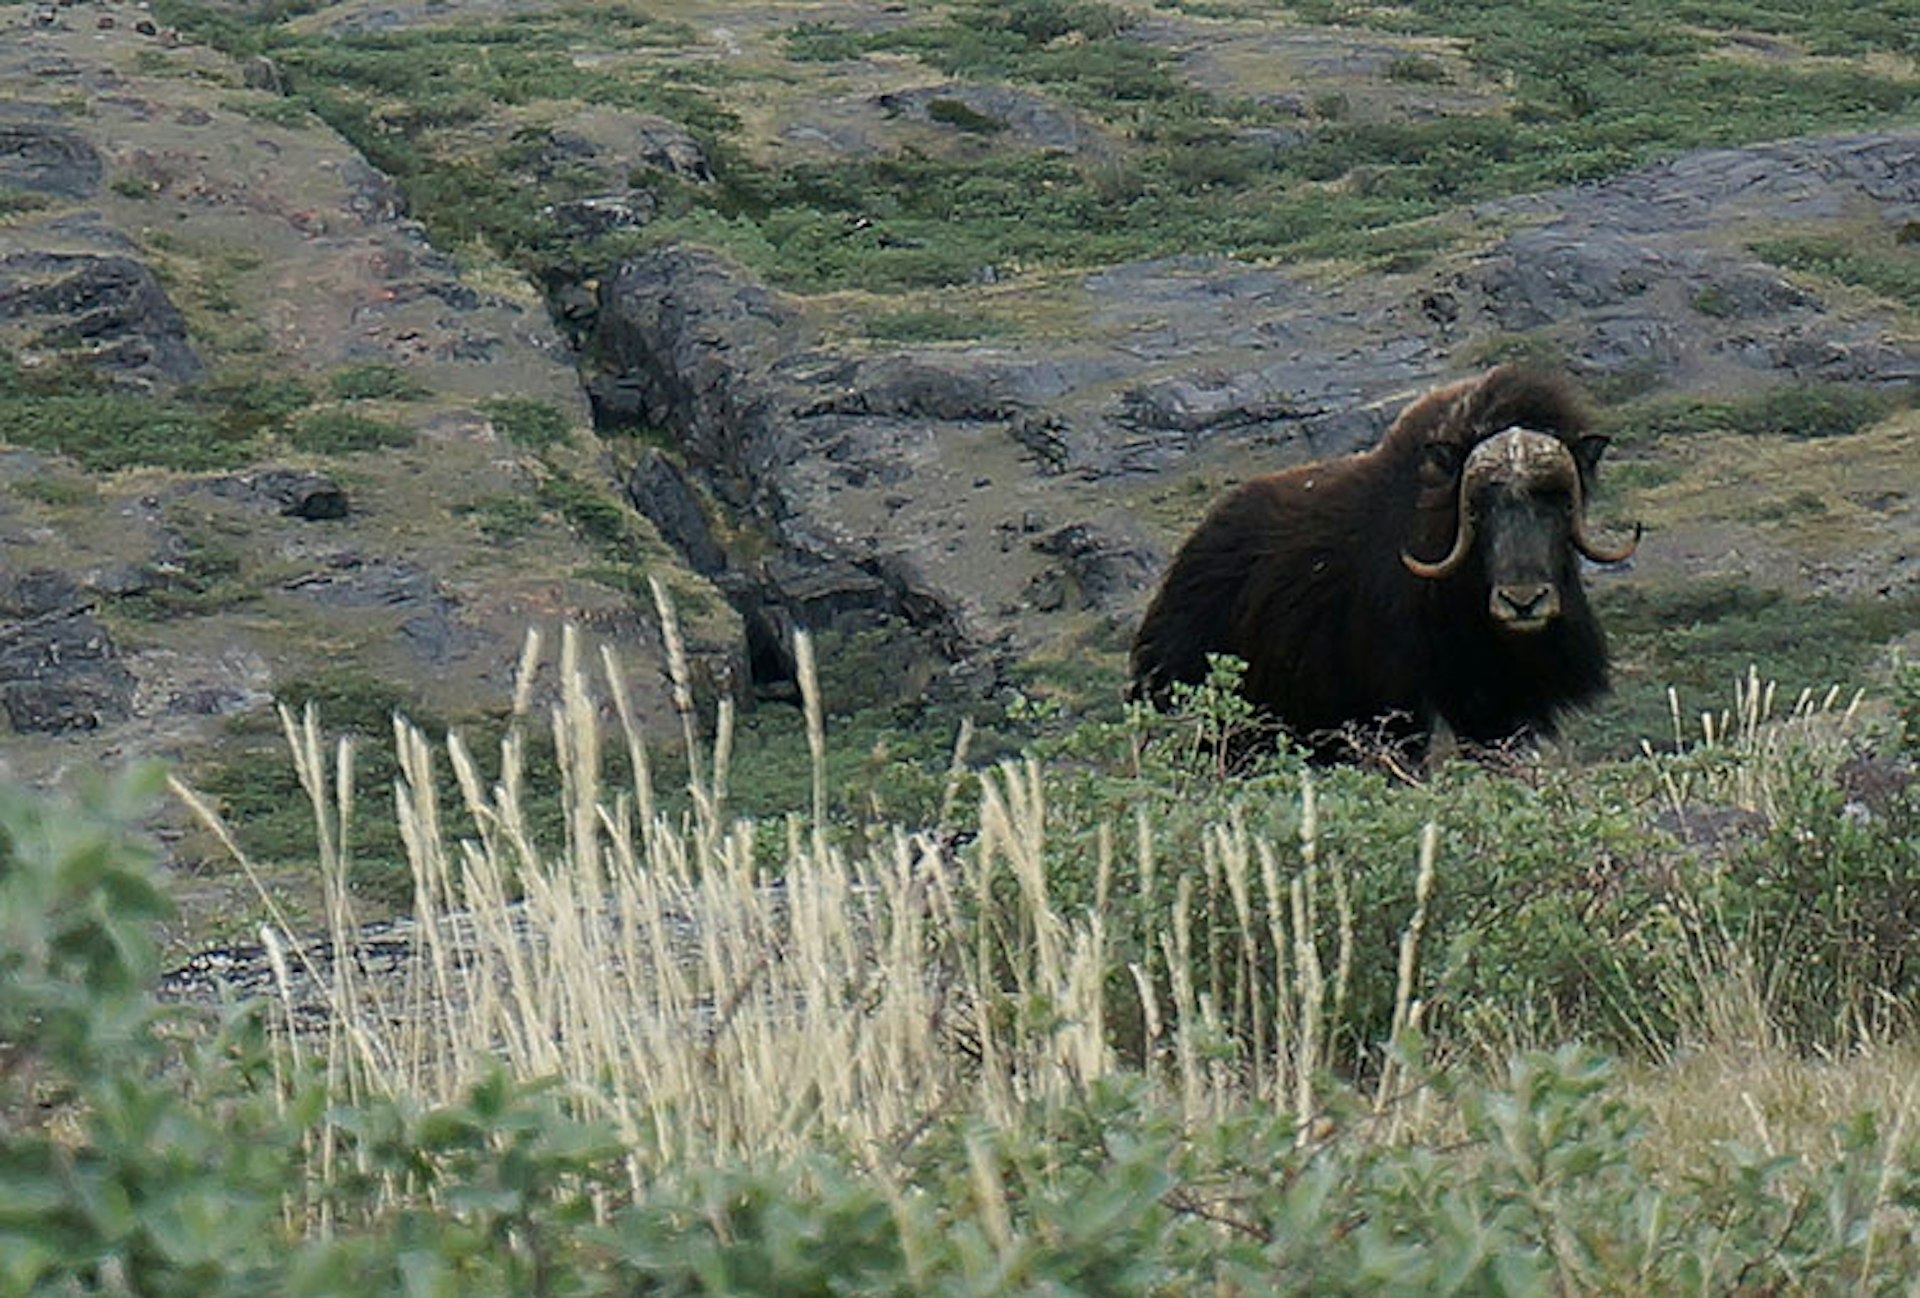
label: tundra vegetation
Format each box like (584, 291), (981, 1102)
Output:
(3, 621), (1917, 1292)
(2, 0), (1918, 1289)
(145, 0), (1917, 293)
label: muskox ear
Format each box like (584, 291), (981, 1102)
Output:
(1572, 435), (1610, 478)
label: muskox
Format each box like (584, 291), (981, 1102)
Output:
(1129, 366), (1640, 757)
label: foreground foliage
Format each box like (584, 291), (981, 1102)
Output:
(3, 638), (1917, 1292)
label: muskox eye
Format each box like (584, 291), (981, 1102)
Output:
(1422, 442), (1464, 477)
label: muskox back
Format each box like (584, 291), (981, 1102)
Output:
(1130, 367), (1636, 756)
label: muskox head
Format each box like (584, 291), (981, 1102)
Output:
(1401, 423), (1640, 633)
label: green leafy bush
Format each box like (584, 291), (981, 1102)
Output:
(0, 769), (299, 1293)
(1895, 657), (1920, 759)
(1711, 751), (1920, 1043)
(7, 665), (1920, 1292)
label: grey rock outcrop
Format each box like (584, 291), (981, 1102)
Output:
(196, 469), (351, 521)
(0, 7), (721, 794)
(1462, 132), (1920, 389)
(0, 570), (136, 733)
(0, 246), (202, 386)
(0, 114), (102, 198)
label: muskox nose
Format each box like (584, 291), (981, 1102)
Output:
(1490, 583), (1560, 628)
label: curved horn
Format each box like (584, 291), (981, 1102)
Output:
(1402, 507), (1477, 579)
(1568, 473), (1642, 564)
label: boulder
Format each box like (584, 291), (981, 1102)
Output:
(0, 570), (135, 733)
(0, 248), (202, 386)
(0, 115), (101, 198)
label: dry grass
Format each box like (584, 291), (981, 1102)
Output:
(1632, 995), (1920, 1171)
(173, 589), (1908, 1200)
(1648, 663), (1864, 824)
(1629, 412), (1917, 555)
(176, 591), (1447, 1183)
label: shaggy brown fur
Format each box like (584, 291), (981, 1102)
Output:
(1130, 366), (1623, 756)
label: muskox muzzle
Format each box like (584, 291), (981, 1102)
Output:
(1401, 427), (1640, 631)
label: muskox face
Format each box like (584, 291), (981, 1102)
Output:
(1402, 425), (1638, 631)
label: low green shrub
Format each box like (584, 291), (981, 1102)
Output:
(458, 492), (547, 543)
(1592, 583), (1919, 758)
(1712, 748), (1920, 1043)
(110, 537), (253, 621)
(191, 370), (316, 438)
(1895, 657), (1920, 759)
(1729, 382), (1896, 440)
(326, 363), (427, 401)
(0, 186), (51, 216)
(482, 395), (573, 449)
(7, 647), (1920, 1291)
(286, 408), (414, 455)
(1755, 233), (1920, 310)
(0, 393), (249, 473)
(863, 307), (1006, 342)
(0, 769), (301, 1293)
(927, 96), (1007, 134)
(1600, 381), (1899, 447)
(782, 21), (867, 62)
(201, 669), (449, 899)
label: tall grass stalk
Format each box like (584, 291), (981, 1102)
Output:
(1648, 664), (1864, 828)
(182, 623), (1446, 1176)
(176, 615), (1896, 1190)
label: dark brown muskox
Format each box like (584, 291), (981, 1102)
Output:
(1129, 365), (1640, 757)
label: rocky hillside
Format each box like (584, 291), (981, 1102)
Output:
(0, 1), (741, 790)
(586, 133), (1917, 683)
(1, 0), (1915, 893)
